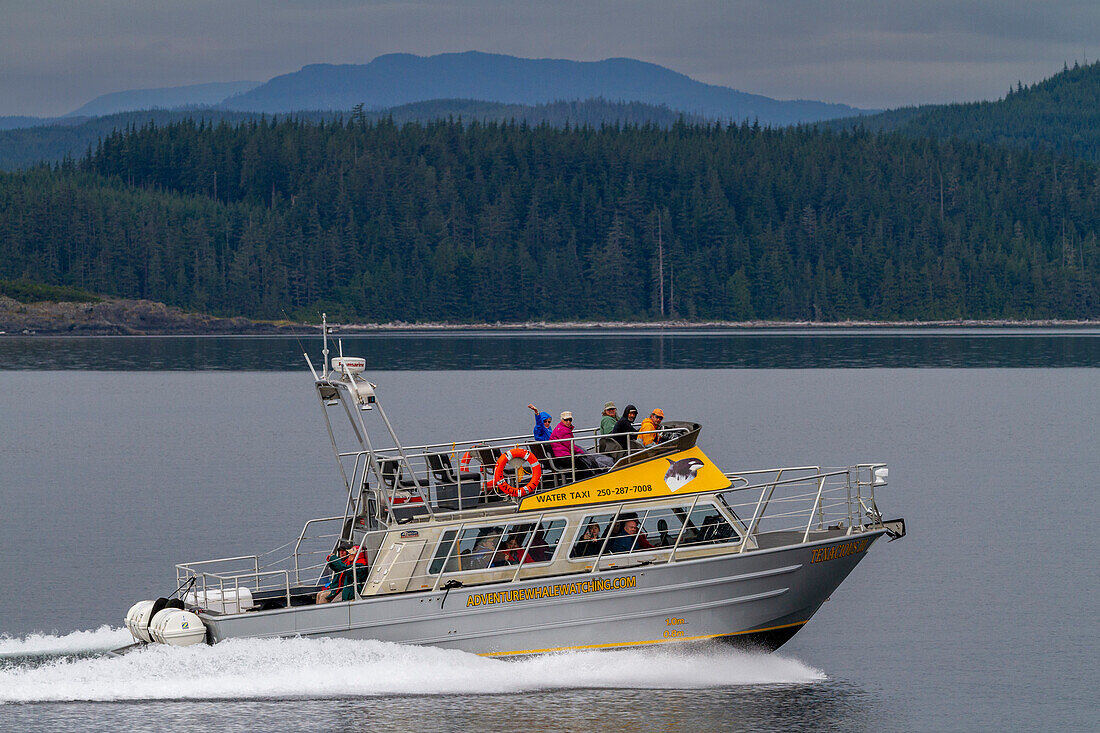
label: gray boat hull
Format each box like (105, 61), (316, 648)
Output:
(200, 532), (884, 656)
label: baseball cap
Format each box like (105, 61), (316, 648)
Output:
(604, 401), (616, 411)
(561, 410), (573, 420)
(652, 408), (665, 417)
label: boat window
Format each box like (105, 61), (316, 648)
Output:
(640, 507), (685, 549)
(520, 519), (566, 564)
(457, 525), (506, 572)
(428, 529), (460, 574)
(569, 503), (738, 559)
(429, 519), (567, 574)
(571, 513), (616, 558)
(680, 504), (739, 546)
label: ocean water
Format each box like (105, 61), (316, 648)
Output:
(0, 332), (1097, 731)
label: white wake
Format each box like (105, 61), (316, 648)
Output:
(0, 625), (134, 659)
(0, 634), (824, 703)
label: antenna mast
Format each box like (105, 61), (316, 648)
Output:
(657, 209), (665, 317)
(322, 312), (330, 378)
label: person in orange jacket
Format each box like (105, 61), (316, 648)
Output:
(639, 408), (665, 446)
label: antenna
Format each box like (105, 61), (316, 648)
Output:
(321, 310), (327, 376)
(657, 208), (665, 317)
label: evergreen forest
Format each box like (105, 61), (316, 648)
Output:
(1, 115), (1097, 323)
(834, 61), (1100, 164)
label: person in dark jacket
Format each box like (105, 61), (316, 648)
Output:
(607, 513), (654, 554)
(610, 404), (639, 450)
(315, 540), (369, 603)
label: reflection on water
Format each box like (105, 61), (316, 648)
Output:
(1, 328), (1098, 370)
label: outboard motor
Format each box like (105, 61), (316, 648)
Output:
(124, 596), (207, 646)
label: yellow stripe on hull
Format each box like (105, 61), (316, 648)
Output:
(481, 620), (808, 657)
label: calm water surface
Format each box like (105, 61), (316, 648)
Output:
(1, 327), (1098, 369)
(1, 332), (1097, 731)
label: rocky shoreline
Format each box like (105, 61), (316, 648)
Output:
(0, 295), (307, 335)
(1, 295), (1095, 335)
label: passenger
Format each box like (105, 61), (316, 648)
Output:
(466, 527), (502, 570)
(611, 404), (640, 450)
(596, 401), (620, 455)
(598, 402), (618, 435)
(639, 408), (665, 447)
(491, 535), (535, 567)
(550, 411), (613, 471)
(526, 529), (551, 562)
(528, 404), (553, 442)
(315, 540), (369, 604)
(606, 513), (655, 554)
(574, 521), (602, 557)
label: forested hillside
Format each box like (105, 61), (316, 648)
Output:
(1, 117), (1097, 322)
(834, 61), (1100, 163)
(0, 100), (696, 171)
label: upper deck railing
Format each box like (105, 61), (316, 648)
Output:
(339, 420), (698, 526)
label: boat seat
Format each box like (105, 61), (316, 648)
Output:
(427, 453), (482, 510)
(379, 458), (430, 490)
(475, 446), (503, 468)
(389, 501), (430, 522)
(427, 452), (480, 485)
(544, 448), (598, 483)
(525, 442), (563, 488)
(597, 436), (624, 459)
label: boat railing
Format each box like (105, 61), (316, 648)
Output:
(348, 422), (692, 521)
(719, 464), (889, 549)
(175, 515), (366, 608)
(416, 463), (890, 591)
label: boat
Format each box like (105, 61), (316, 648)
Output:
(121, 317), (905, 656)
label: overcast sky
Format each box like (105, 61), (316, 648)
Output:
(3, 0), (1097, 117)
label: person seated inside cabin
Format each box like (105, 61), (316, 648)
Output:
(490, 534), (535, 567)
(550, 412), (614, 471)
(606, 513), (655, 554)
(466, 527), (503, 570)
(526, 529), (551, 563)
(528, 404), (553, 442)
(639, 408), (665, 447)
(315, 540), (369, 604)
(573, 521), (603, 557)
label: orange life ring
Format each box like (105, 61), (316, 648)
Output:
(492, 448), (542, 497)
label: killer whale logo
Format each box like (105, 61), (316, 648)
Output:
(664, 457), (705, 492)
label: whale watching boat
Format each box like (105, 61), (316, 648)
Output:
(122, 318), (905, 655)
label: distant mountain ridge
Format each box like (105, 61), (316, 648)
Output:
(222, 51), (872, 125)
(65, 80), (261, 117)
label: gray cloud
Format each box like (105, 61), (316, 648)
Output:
(2, 1), (1097, 116)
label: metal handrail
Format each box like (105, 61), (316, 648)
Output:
(292, 515), (346, 584)
(184, 568), (293, 611)
(801, 474), (830, 543)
